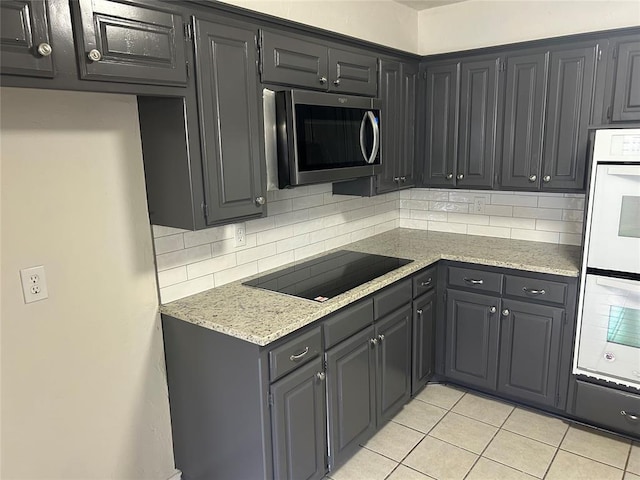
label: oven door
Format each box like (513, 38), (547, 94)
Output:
(576, 273), (640, 389)
(587, 163), (640, 274)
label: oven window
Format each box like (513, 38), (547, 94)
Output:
(607, 305), (640, 348)
(618, 196), (640, 238)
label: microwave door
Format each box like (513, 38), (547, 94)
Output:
(359, 111), (380, 164)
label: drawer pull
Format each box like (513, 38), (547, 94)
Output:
(464, 277), (484, 285)
(621, 410), (639, 421)
(523, 287), (546, 295)
(420, 278), (432, 287)
(416, 309), (423, 316)
(289, 346), (309, 361)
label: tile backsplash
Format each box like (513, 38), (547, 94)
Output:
(152, 185), (584, 304)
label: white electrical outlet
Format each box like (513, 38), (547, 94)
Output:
(473, 197), (486, 214)
(20, 265), (49, 304)
(235, 223), (246, 247)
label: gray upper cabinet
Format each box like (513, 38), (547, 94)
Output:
(500, 51), (549, 190)
(72, 0), (188, 85)
(0, 0), (54, 77)
(271, 358), (327, 480)
(400, 62), (418, 189)
(260, 30), (377, 96)
(377, 61), (402, 193)
(194, 18), (266, 224)
(609, 35), (640, 122)
(498, 299), (563, 407)
(422, 62), (459, 187)
(541, 43), (598, 191)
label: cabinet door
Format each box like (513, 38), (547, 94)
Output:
(542, 44), (597, 191)
(73, 0), (187, 85)
(400, 62), (418, 189)
(194, 19), (265, 224)
(445, 290), (500, 390)
(376, 305), (412, 424)
(0, 0), (54, 77)
(377, 60), (402, 193)
(500, 52), (548, 189)
(423, 62), (459, 187)
(271, 358), (327, 480)
(412, 290), (436, 395)
(498, 300), (563, 407)
(457, 57), (499, 188)
(611, 37), (640, 122)
(328, 48), (377, 96)
(260, 30), (328, 91)
(326, 326), (376, 470)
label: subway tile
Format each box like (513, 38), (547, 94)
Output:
(257, 250), (295, 273)
(325, 233), (353, 250)
(323, 192), (353, 204)
(536, 219), (583, 233)
(375, 201), (397, 215)
(256, 225), (294, 245)
(156, 244), (212, 271)
(152, 224), (187, 238)
(401, 199), (429, 210)
(513, 206), (563, 220)
(484, 204), (513, 216)
(351, 226), (376, 242)
(310, 226), (337, 243)
(293, 218), (325, 236)
(183, 224), (235, 248)
(399, 218), (429, 230)
(538, 196), (585, 210)
(294, 241), (326, 261)
(157, 266), (188, 288)
(214, 261), (258, 286)
(399, 189), (412, 199)
(448, 213), (490, 225)
(211, 235), (257, 256)
(159, 275), (214, 304)
(267, 185), (309, 200)
(559, 233), (583, 246)
(274, 209), (310, 227)
(292, 193), (324, 210)
(276, 233), (310, 254)
(562, 209), (585, 222)
(236, 243), (277, 265)
(491, 193), (538, 207)
(346, 205), (377, 222)
(490, 216), (536, 229)
(323, 213), (348, 228)
(411, 189), (449, 201)
(399, 209), (411, 219)
(411, 210), (447, 221)
(245, 216), (276, 234)
(430, 201), (469, 212)
(341, 197), (366, 212)
(467, 224), (511, 238)
(428, 221), (467, 234)
(564, 193), (585, 198)
(448, 191), (491, 203)
(307, 182), (332, 194)
(307, 202), (341, 218)
(154, 233), (185, 255)
(375, 219), (398, 234)
(186, 252), (236, 278)
(267, 199), (292, 216)
(511, 229), (560, 244)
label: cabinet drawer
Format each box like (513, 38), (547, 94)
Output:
(504, 274), (567, 305)
(374, 279), (412, 320)
(324, 300), (373, 349)
(413, 266), (437, 298)
(573, 381), (640, 437)
(269, 326), (322, 382)
(448, 266), (503, 294)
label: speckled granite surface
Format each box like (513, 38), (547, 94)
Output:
(160, 228), (581, 346)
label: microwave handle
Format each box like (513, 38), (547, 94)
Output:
(359, 111), (380, 164)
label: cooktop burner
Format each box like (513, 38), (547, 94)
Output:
(243, 250), (413, 302)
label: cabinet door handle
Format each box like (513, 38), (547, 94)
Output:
(393, 176), (400, 182)
(416, 309), (423, 316)
(319, 76), (327, 85)
(502, 309), (510, 316)
(489, 306), (497, 314)
(289, 346), (309, 361)
(523, 287), (546, 295)
(400, 176), (406, 182)
(528, 174), (537, 182)
(457, 173), (464, 180)
(255, 196), (266, 206)
(543, 175), (551, 183)
(37, 43), (52, 57)
(87, 49), (102, 62)
(446, 173), (454, 180)
(370, 337), (378, 346)
(378, 334), (385, 343)
(316, 371), (326, 381)
(463, 277), (484, 285)
(621, 410), (639, 421)
(333, 79), (340, 86)
(420, 278), (432, 287)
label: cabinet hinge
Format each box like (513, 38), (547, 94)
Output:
(185, 60), (190, 79)
(268, 393), (273, 407)
(606, 105), (612, 120)
(184, 23), (193, 42)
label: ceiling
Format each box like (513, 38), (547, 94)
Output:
(394, 0), (468, 10)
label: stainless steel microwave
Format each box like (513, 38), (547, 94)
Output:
(264, 89), (382, 188)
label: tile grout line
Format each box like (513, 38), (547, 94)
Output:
(540, 423), (570, 479)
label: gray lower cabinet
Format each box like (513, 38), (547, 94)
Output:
(0, 0), (55, 78)
(412, 289), (436, 395)
(445, 289), (500, 390)
(271, 358), (327, 480)
(498, 299), (563, 407)
(326, 326), (376, 470)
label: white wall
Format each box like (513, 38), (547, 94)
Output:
(219, 0), (419, 52)
(418, 0), (640, 55)
(1, 88), (176, 480)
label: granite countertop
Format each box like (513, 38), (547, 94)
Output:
(160, 228), (582, 346)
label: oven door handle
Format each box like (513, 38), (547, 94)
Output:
(606, 166), (640, 176)
(596, 276), (640, 292)
(359, 111), (380, 165)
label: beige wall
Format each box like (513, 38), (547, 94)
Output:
(418, 0), (640, 55)
(220, 0), (419, 52)
(1, 88), (175, 479)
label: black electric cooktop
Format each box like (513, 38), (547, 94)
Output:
(242, 250), (413, 302)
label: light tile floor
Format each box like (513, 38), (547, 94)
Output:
(327, 383), (640, 480)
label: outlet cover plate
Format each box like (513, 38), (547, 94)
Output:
(20, 265), (49, 304)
